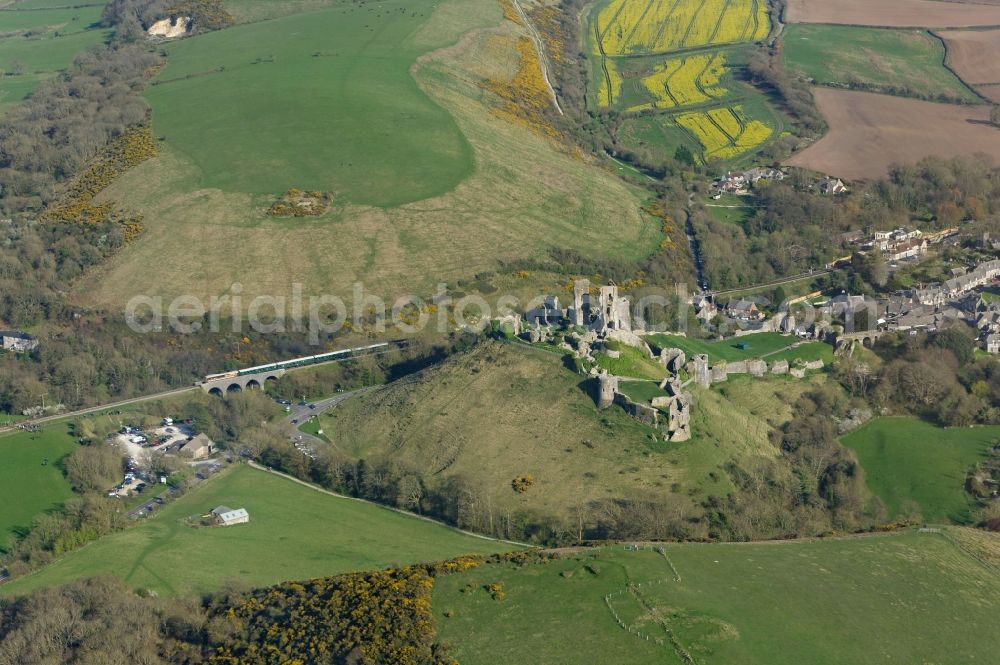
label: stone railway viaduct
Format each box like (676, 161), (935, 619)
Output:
(200, 370), (286, 395)
(198, 341), (407, 395)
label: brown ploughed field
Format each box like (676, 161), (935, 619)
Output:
(786, 0), (1000, 27)
(977, 84), (1000, 102)
(940, 29), (1000, 86)
(785, 89), (1000, 179)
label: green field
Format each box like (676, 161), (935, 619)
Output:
(617, 380), (669, 404)
(435, 530), (1000, 664)
(842, 417), (1000, 523)
(146, 1), (473, 207)
(2, 464), (514, 597)
(594, 340), (668, 380)
(0, 1), (110, 114)
(297, 416), (330, 442)
(646, 332), (832, 364)
(0, 425), (78, 550)
(781, 25), (979, 103)
(705, 203), (754, 225)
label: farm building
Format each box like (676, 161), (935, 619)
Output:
(211, 506), (250, 526)
(0, 331), (38, 352)
(181, 433), (214, 460)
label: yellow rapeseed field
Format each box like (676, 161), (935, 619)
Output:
(676, 105), (772, 161)
(635, 52), (727, 109)
(597, 57), (623, 106)
(596, 0), (769, 56)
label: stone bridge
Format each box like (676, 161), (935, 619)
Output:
(200, 368), (286, 395)
(836, 329), (888, 349)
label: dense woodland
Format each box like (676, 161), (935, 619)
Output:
(0, 46), (159, 215)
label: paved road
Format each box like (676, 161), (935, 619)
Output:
(127, 490), (172, 519)
(126, 460), (225, 518)
(282, 389), (373, 446)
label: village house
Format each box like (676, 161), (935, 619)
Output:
(743, 167), (786, 185)
(911, 286), (946, 307)
(715, 171), (748, 194)
(692, 294), (717, 322)
(726, 299), (764, 322)
(818, 177), (847, 196)
(0, 330), (38, 352)
(714, 167), (785, 195)
(872, 227), (921, 249)
(211, 506), (250, 526)
(886, 237), (927, 262)
(943, 259), (1000, 298)
(180, 433), (214, 460)
(986, 334), (1000, 354)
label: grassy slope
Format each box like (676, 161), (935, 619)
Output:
(842, 417), (1000, 523)
(321, 342), (809, 525)
(0, 2), (110, 115)
(75, 0), (660, 307)
(781, 24), (979, 103)
(0, 425), (78, 550)
(146, 1), (474, 207)
(435, 531), (1000, 665)
(646, 332), (833, 364)
(2, 464), (514, 597)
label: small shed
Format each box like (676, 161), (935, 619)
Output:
(211, 506), (249, 526)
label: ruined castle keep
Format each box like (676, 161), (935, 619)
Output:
(568, 279), (631, 332)
(515, 279), (825, 444)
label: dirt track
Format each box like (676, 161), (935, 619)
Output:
(785, 89), (1000, 179)
(786, 0), (1000, 27)
(940, 29), (1000, 85)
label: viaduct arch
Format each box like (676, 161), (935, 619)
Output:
(201, 369), (284, 395)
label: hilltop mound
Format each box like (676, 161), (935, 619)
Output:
(322, 341), (814, 538)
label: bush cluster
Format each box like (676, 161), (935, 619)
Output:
(206, 567), (456, 665)
(511, 474), (535, 493)
(267, 188), (333, 217)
